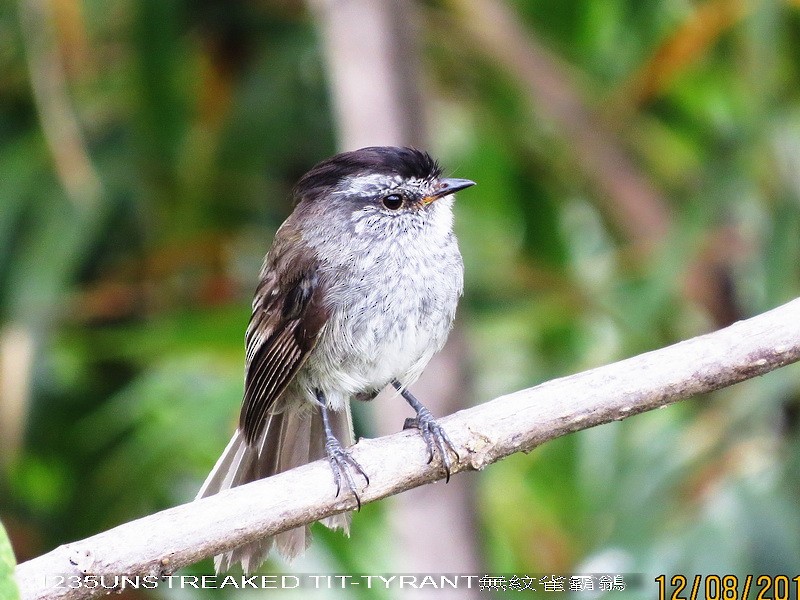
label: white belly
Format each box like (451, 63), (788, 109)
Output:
(294, 197), (463, 411)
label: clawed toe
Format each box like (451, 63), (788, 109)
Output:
(326, 441), (369, 510)
(414, 409), (459, 482)
(318, 393), (369, 510)
(392, 381), (460, 482)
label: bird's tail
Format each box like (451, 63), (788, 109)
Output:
(197, 401), (354, 573)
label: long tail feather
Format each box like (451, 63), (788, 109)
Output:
(196, 402), (354, 573)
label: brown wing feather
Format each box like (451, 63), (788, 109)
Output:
(239, 231), (328, 445)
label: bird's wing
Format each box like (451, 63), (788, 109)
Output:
(238, 240), (328, 445)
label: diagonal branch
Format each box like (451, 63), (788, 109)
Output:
(14, 297), (800, 600)
(449, 0), (673, 247)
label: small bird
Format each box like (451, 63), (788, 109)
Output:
(197, 146), (475, 573)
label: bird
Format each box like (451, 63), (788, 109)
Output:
(196, 146), (475, 573)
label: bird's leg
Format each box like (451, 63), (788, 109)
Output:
(391, 380), (459, 482)
(315, 390), (369, 510)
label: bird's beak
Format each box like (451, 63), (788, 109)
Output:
(422, 178), (476, 205)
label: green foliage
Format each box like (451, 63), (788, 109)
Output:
(0, 521), (20, 600)
(2, 0), (800, 597)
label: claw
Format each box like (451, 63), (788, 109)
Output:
(318, 391), (369, 510)
(326, 440), (368, 510)
(415, 407), (458, 482)
(393, 382), (459, 482)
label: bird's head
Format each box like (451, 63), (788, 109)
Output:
(294, 146), (475, 218)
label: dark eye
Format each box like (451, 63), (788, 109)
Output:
(382, 193), (403, 210)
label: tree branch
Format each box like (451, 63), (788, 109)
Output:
(15, 297), (800, 600)
(449, 0), (673, 247)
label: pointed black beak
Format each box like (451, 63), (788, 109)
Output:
(423, 178), (476, 204)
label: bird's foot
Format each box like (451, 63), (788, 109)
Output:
(315, 391), (369, 510)
(403, 407), (458, 482)
(325, 435), (369, 510)
(396, 386), (459, 483)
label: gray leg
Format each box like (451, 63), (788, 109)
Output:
(391, 381), (459, 482)
(316, 390), (369, 509)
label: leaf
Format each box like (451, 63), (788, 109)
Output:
(0, 520), (20, 600)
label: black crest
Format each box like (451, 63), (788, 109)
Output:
(294, 146), (443, 201)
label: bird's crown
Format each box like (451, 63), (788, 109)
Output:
(294, 146), (443, 202)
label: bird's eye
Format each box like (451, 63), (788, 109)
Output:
(382, 193), (403, 210)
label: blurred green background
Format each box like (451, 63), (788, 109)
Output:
(2, 0), (800, 598)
